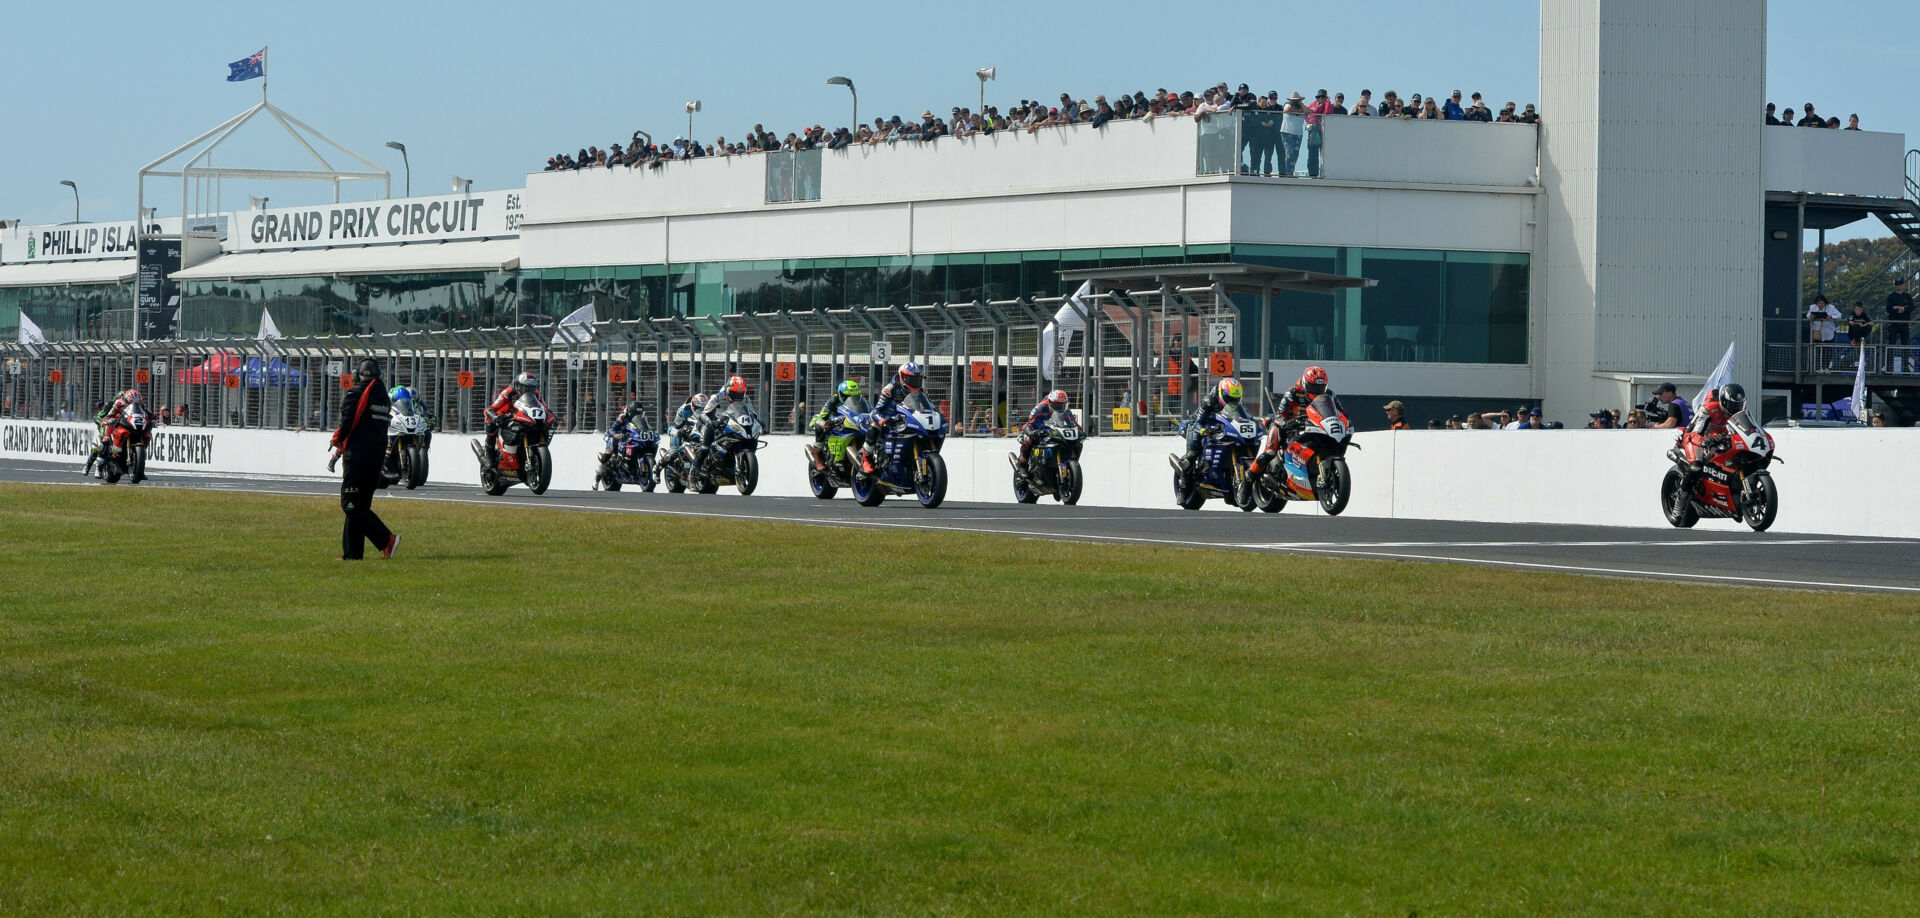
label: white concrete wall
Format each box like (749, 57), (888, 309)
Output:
(1763, 128), (1908, 198)
(8, 417), (1917, 540)
(1320, 117), (1537, 187)
(1230, 182), (1537, 253)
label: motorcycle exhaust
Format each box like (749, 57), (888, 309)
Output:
(1167, 455), (1181, 471)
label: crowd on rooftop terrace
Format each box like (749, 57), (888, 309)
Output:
(543, 81), (1542, 172)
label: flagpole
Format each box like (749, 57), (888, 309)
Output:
(261, 46), (269, 103)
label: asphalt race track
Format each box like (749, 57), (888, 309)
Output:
(5, 458), (1916, 595)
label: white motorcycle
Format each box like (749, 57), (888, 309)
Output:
(382, 400), (433, 490)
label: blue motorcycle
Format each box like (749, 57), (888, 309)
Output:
(593, 420), (659, 492)
(1169, 405), (1264, 511)
(851, 391), (950, 509)
(803, 397), (871, 500)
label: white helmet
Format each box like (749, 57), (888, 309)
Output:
(513, 372), (539, 392)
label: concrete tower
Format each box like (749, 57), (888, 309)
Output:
(1537, 0), (1767, 416)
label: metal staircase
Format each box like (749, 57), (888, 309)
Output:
(1878, 149), (1920, 258)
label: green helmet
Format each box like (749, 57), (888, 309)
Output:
(838, 379), (862, 397)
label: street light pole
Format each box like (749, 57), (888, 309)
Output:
(385, 141), (410, 197)
(827, 76), (857, 130)
(59, 180), (79, 223)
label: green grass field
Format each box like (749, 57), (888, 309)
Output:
(2, 484), (1917, 915)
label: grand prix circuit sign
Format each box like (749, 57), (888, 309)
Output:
(232, 190), (524, 252)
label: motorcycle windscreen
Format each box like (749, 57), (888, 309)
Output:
(900, 391), (937, 413)
(515, 392), (550, 420)
(841, 394), (872, 414)
(392, 398), (419, 417)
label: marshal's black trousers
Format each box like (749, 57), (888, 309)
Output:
(340, 457), (392, 560)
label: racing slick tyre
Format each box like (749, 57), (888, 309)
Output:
(1660, 468), (1699, 528)
(1743, 472), (1779, 532)
(1315, 457), (1351, 516)
(915, 453), (948, 509)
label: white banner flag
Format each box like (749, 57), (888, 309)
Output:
(1040, 281), (1092, 382)
(1851, 345), (1868, 424)
(1693, 339), (1735, 408)
(17, 311), (45, 346)
(258, 308), (282, 341)
(551, 304), (596, 345)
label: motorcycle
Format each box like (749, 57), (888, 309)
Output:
(803, 397), (871, 500)
(676, 401), (764, 496)
(1247, 393), (1357, 515)
(1011, 413), (1085, 505)
(98, 405), (153, 485)
(594, 420), (659, 492)
(382, 398), (434, 490)
(850, 391), (949, 509)
(1169, 404), (1263, 510)
(470, 390), (554, 496)
(1661, 409), (1781, 531)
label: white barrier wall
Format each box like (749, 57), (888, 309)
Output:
(4, 419), (1915, 539)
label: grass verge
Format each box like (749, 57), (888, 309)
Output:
(1, 483), (1917, 915)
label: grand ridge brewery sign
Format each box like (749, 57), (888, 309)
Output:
(236, 190), (523, 252)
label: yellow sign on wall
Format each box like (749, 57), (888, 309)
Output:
(1110, 406), (1132, 432)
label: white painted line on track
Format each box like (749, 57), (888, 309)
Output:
(1257, 545), (1920, 595)
(1251, 538), (1889, 549)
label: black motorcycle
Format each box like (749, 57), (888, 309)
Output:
(594, 420), (660, 492)
(1011, 415), (1085, 505)
(682, 402), (765, 496)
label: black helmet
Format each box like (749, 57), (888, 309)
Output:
(354, 358), (381, 382)
(1717, 383), (1746, 415)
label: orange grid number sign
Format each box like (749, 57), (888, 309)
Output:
(1208, 352), (1235, 377)
(49, 369), (64, 384)
(225, 375), (242, 389)
(774, 362), (796, 382)
(607, 365), (627, 385)
(339, 374), (354, 390)
(456, 371), (475, 389)
(969, 361), (993, 383)
(135, 369), (151, 385)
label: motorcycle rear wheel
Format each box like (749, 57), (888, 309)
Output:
(1173, 468), (1206, 511)
(1743, 472), (1779, 532)
(1254, 478), (1285, 512)
(1660, 468), (1698, 528)
(1013, 468), (1039, 504)
(482, 471), (510, 496)
(809, 465), (838, 500)
(853, 471), (886, 507)
(104, 460), (123, 485)
(1315, 457), (1352, 516)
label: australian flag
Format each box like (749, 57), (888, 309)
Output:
(227, 49), (265, 82)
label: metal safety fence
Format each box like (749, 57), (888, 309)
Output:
(3, 284), (1251, 438)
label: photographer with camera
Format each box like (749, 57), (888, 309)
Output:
(1646, 382), (1691, 430)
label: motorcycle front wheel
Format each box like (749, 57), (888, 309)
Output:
(1660, 468), (1698, 528)
(1315, 457), (1351, 516)
(915, 453), (947, 509)
(639, 460), (657, 493)
(1743, 472), (1779, 532)
(527, 444), (553, 495)
(734, 450), (759, 496)
(1058, 459), (1083, 506)
(130, 445), (148, 483)
(406, 444), (429, 489)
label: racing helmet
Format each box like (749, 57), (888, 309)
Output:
(897, 361), (924, 390)
(389, 385), (414, 404)
(723, 375), (747, 400)
(1716, 383), (1746, 415)
(1298, 366), (1329, 396)
(690, 393), (708, 410)
(837, 379), (862, 398)
(513, 371), (540, 393)
(124, 388), (143, 404)
(1046, 389), (1069, 409)
(1217, 378), (1244, 402)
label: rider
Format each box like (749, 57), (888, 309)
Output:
(861, 362), (925, 474)
(599, 397), (653, 469)
(667, 393), (709, 456)
(1016, 389), (1073, 478)
(86, 389), (146, 477)
(696, 376), (750, 464)
(1178, 377), (1245, 480)
(810, 379), (866, 470)
(81, 398), (111, 476)
(1678, 383), (1746, 493)
(483, 372), (540, 466)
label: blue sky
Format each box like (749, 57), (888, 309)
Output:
(1, 0), (1908, 237)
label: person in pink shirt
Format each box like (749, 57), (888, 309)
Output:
(1305, 89), (1334, 177)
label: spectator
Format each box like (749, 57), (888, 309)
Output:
(1465, 95), (1493, 122)
(1445, 415), (1463, 429)
(1425, 418), (1443, 429)
(1526, 406), (1545, 428)
(1279, 92), (1307, 175)
(1825, 116), (1841, 129)
(1807, 294), (1840, 367)
(1623, 408), (1646, 429)
(1466, 412), (1490, 430)
(1884, 277), (1912, 373)
(1330, 92), (1348, 115)
(1443, 91), (1466, 120)
(1351, 89), (1374, 116)
(1846, 114), (1862, 131)
(1650, 382), (1691, 429)
(1869, 412), (1888, 427)
(1419, 98), (1443, 120)
(1846, 300), (1874, 365)
(1384, 399), (1411, 430)
(1588, 410), (1615, 429)
(1305, 89), (1332, 177)
(1765, 102), (1780, 125)
(1496, 102), (1519, 123)
(1518, 104), (1540, 124)
(1797, 103), (1823, 127)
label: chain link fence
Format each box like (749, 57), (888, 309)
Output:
(3, 285), (1246, 438)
